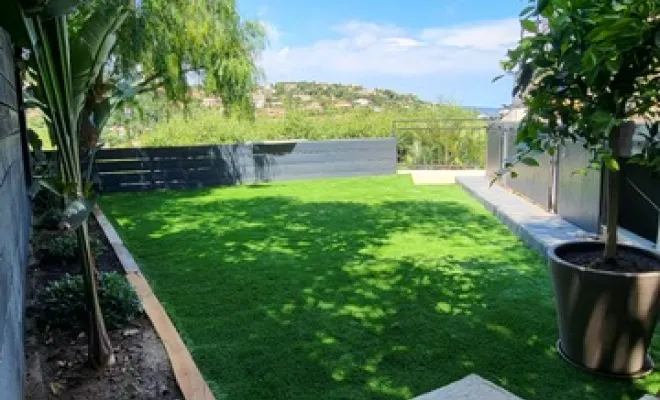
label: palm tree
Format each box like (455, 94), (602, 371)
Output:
(2, 0), (131, 368)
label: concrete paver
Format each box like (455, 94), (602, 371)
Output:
(413, 375), (523, 400)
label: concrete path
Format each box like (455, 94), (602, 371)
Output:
(413, 375), (523, 400)
(399, 170), (485, 185)
(414, 374), (656, 400)
(456, 176), (594, 255)
(456, 176), (656, 256)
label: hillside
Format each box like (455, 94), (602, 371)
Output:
(251, 81), (430, 115)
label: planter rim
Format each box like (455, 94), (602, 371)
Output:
(548, 240), (660, 278)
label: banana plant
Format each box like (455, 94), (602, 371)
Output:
(2, 0), (130, 368)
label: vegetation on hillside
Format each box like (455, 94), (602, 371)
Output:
(106, 102), (486, 168)
(262, 81), (428, 109)
(28, 82), (488, 169)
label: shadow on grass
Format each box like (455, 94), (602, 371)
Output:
(102, 189), (660, 400)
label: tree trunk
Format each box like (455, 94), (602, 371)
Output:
(76, 221), (114, 368)
(603, 127), (622, 261)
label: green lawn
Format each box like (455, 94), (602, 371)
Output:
(100, 175), (660, 400)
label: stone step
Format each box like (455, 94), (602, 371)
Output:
(412, 374), (656, 400)
(413, 375), (523, 400)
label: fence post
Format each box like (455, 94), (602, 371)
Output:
(501, 126), (509, 187)
(551, 152), (559, 213)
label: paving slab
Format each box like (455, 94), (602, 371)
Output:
(456, 176), (656, 256)
(413, 374), (524, 400)
(409, 170), (486, 185)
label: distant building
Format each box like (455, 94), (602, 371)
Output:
(266, 108), (287, 117)
(202, 97), (220, 108)
(305, 102), (323, 112)
(294, 94), (312, 102)
(334, 101), (352, 108)
(353, 98), (371, 107)
(253, 93), (266, 109)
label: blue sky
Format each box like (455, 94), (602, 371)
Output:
(238, 1), (528, 108)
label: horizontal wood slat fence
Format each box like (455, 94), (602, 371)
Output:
(47, 138), (397, 193)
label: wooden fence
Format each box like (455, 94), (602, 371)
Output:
(86, 138), (397, 192)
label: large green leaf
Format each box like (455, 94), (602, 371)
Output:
(70, 5), (129, 118)
(521, 19), (538, 34)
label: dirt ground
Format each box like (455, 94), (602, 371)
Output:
(25, 219), (183, 400)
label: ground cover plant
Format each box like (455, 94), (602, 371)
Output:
(100, 175), (660, 399)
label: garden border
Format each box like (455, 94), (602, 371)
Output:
(94, 207), (215, 400)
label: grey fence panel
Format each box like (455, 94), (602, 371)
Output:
(0, 28), (30, 400)
(91, 138), (397, 192)
(556, 141), (601, 233)
(486, 125), (503, 177)
(502, 129), (553, 210)
(251, 138), (396, 183)
(619, 162), (660, 242)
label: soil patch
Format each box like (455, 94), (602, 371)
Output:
(25, 218), (182, 400)
(561, 247), (660, 273)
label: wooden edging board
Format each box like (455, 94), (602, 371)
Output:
(94, 207), (215, 400)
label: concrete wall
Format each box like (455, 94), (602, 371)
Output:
(0, 28), (30, 400)
(487, 122), (553, 211)
(556, 141), (602, 233)
(487, 120), (658, 236)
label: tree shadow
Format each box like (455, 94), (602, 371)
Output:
(100, 190), (660, 400)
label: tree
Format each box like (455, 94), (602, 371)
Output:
(2, 0), (130, 368)
(501, 0), (660, 262)
(2, 0), (264, 370)
(68, 0), (265, 152)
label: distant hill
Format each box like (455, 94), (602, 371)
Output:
(252, 81), (431, 114)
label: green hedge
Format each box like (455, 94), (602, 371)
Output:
(113, 106), (487, 168)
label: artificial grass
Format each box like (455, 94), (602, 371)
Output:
(100, 175), (660, 400)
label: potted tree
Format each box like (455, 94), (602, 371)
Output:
(501, 0), (660, 377)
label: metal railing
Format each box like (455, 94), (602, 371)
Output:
(392, 118), (489, 170)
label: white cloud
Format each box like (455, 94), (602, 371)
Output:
(260, 21), (281, 44)
(382, 37), (425, 48)
(258, 18), (520, 92)
(420, 18), (520, 50)
(333, 21), (405, 37)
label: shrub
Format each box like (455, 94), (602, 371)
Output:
(125, 105), (486, 168)
(39, 232), (107, 263)
(34, 208), (61, 230)
(38, 272), (143, 331)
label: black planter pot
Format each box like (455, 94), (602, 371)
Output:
(548, 241), (660, 378)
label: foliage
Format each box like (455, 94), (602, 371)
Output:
(2, 0), (126, 367)
(38, 272), (142, 331)
(269, 81), (427, 108)
(35, 208), (62, 230)
(504, 0), (660, 164)
(100, 175), (659, 400)
(39, 232), (107, 263)
(502, 0), (660, 258)
(68, 0), (264, 128)
(107, 104), (485, 168)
